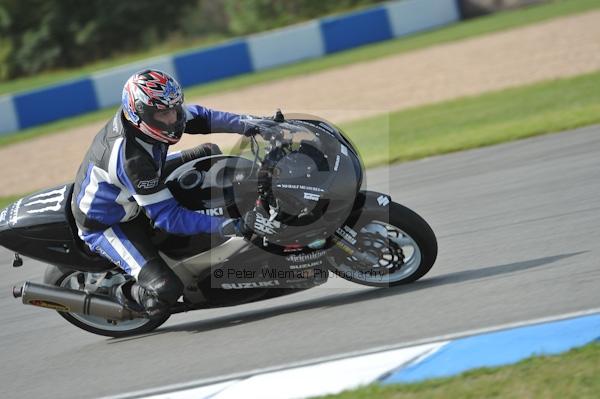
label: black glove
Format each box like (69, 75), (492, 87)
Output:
(243, 208), (284, 238)
(242, 119), (281, 139)
(242, 123), (261, 137)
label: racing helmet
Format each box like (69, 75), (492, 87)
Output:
(122, 69), (186, 144)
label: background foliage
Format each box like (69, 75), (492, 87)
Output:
(0, 0), (384, 81)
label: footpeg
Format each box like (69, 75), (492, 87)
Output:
(12, 253), (23, 267)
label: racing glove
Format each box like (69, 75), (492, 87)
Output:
(242, 123), (261, 137)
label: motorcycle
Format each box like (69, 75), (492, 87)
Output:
(0, 111), (437, 337)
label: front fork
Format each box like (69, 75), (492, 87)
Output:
(329, 190), (394, 266)
(330, 229), (380, 266)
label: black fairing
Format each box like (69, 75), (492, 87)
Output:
(260, 116), (363, 245)
(0, 184), (113, 271)
(0, 115), (371, 287)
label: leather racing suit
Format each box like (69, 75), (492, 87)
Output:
(71, 104), (247, 312)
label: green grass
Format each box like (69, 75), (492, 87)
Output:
(1, 0), (598, 101)
(0, 195), (22, 210)
(1, 0), (598, 146)
(341, 70), (600, 167)
(0, 107), (119, 147)
(319, 342), (600, 399)
(2, 69), (600, 203)
(181, 0), (600, 100)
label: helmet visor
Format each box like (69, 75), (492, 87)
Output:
(144, 104), (186, 138)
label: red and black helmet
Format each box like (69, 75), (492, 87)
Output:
(122, 69), (186, 144)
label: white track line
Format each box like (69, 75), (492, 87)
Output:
(105, 307), (600, 399)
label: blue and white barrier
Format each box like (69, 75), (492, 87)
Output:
(174, 40), (254, 87)
(13, 78), (99, 129)
(0, 95), (18, 133)
(247, 21), (325, 71)
(320, 6), (394, 54)
(108, 310), (600, 399)
(0, 0), (461, 136)
(92, 57), (178, 109)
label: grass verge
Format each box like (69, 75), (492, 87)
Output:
(1, 70), (599, 203)
(317, 342), (600, 399)
(0, 195), (22, 210)
(341, 70), (600, 167)
(0, 0), (597, 146)
(184, 0), (600, 100)
(0, 107), (118, 147)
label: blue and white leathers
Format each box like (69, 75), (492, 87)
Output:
(72, 104), (246, 276)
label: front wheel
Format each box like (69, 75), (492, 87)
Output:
(44, 266), (170, 338)
(328, 202), (437, 287)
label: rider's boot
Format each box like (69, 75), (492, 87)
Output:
(114, 260), (184, 318)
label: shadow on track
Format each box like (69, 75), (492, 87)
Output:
(110, 251), (585, 342)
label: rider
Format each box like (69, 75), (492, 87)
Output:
(72, 69), (253, 317)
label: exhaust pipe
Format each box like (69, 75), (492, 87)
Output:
(13, 281), (145, 321)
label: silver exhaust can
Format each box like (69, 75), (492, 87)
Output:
(15, 281), (144, 321)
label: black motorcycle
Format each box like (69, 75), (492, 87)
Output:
(0, 111), (437, 337)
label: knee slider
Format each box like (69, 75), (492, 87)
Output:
(136, 259), (183, 305)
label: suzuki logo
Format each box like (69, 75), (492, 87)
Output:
(221, 281), (280, 289)
(377, 195), (390, 207)
(197, 208), (224, 216)
(24, 186), (67, 214)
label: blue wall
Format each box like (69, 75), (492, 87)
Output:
(174, 40), (254, 87)
(321, 7), (393, 54)
(14, 79), (99, 129)
(0, 0), (461, 135)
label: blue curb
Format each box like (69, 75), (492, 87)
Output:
(382, 313), (600, 384)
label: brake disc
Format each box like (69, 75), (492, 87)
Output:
(345, 230), (405, 274)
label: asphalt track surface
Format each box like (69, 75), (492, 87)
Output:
(1, 126), (599, 398)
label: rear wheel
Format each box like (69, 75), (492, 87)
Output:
(44, 267), (170, 338)
(328, 202), (437, 287)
